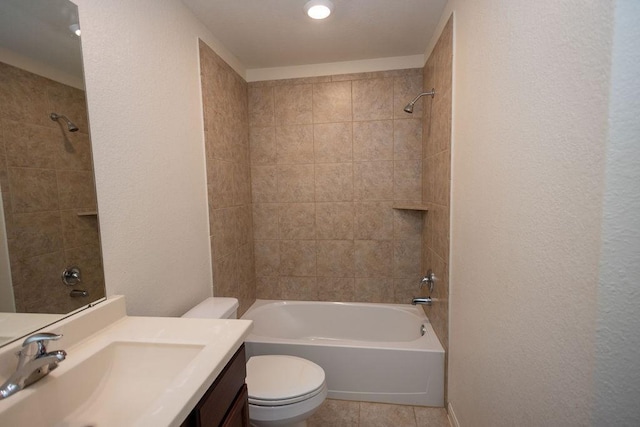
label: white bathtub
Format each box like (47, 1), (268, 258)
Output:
(241, 300), (444, 407)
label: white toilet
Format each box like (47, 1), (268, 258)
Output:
(182, 298), (327, 427)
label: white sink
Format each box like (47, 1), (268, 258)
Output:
(0, 296), (253, 427)
(1, 342), (203, 426)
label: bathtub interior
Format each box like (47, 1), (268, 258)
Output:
(242, 300), (445, 407)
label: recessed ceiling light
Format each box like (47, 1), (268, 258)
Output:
(304, 0), (334, 20)
(69, 23), (81, 37)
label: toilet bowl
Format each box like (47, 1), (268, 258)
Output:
(182, 298), (327, 427)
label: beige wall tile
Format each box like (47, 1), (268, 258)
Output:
(209, 159), (235, 208)
(277, 164), (315, 202)
(232, 161), (252, 205)
(314, 122), (353, 163)
(256, 276), (280, 299)
(426, 204), (450, 263)
(352, 78), (394, 121)
(394, 239), (422, 278)
(394, 74), (424, 119)
(8, 167), (58, 213)
(354, 161), (393, 201)
(394, 277), (419, 304)
(276, 124), (314, 164)
(313, 81), (352, 123)
(354, 240), (393, 278)
(4, 122), (58, 168)
(57, 170), (96, 210)
(279, 203), (316, 240)
(423, 151), (450, 206)
(353, 120), (393, 161)
(250, 126), (276, 165)
(393, 209), (423, 240)
(12, 251), (65, 312)
(315, 163), (353, 202)
(317, 240), (354, 277)
(210, 207), (238, 259)
(248, 86), (274, 127)
(394, 119), (422, 160)
(354, 278), (394, 303)
(237, 243), (255, 285)
(316, 278), (356, 302)
(354, 201), (394, 240)
(10, 212), (63, 259)
(316, 202), (354, 240)
(274, 84), (313, 125)
(279, 276), (318, 300)
(254, 240), (280, 277)
(252, 203), (279, 240)
(56, 131), (93, 172)
(279, 240), (316, 276)
(213, 250), (238, 297)
(394, 159), (422, 202)
(60, 209), (100, 249)
(251, 165), (277, 203)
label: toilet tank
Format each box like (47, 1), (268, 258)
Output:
(182, 297), (239, 319)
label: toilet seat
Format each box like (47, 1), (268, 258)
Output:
(247, 355), (326, 407)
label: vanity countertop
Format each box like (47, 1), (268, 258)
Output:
(0, 296), (253, 427)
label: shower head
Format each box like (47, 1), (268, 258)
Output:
(50, 113), (79, 132)
(403, 89), (436, 114)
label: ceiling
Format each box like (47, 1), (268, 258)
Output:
(181, 0), (448, 70)
(0, 0), (83, 82)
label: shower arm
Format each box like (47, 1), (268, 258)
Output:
(408, 89), (436, 106)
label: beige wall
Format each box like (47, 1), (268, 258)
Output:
(433, 1), (616, 425)
(248, 70), (425, 303)
(420, 17), (453, 354)
(199, 41), (256, 316)
(73, 0), (244, 316)
(0, 62), (104, 313)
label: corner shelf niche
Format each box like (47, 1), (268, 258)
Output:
(392, 204), (430, 212)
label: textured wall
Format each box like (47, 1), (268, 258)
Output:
(593, 1), (640, 424)
(72, 0), (243, 316)
(420, 17), (453, 354)
(199, 41), (256, 316)
(0, 62), (104, 313)
(248, 70), (425, 303)
(438, 0), (615, 425)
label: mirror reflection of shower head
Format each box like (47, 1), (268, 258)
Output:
(50, 113), (79, 132)
(403, 89), (436, 113)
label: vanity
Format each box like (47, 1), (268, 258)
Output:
(0, 296), (253, 426)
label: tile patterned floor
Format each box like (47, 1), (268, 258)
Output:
(308, 399), (450, 427)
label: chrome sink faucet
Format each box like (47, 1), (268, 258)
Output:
(0, 333), (67, 399)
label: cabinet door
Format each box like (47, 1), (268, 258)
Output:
(221, 385), (250, 427)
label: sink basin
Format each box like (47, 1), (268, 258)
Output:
(0, 341), (203, 426)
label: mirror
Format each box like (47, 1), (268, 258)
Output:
(0, 0), (106, 347)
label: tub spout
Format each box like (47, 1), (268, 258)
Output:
(412, 297), (432, 306)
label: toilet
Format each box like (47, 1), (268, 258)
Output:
(182, 298), (327, 427)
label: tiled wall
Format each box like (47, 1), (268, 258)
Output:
(0, 61), (104, 313)
(199, 41), (256, 315)
(248, 70), (425, 303)
(421, 17), (453, 356)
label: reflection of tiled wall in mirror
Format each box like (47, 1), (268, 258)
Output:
(0, 61), (105, 314)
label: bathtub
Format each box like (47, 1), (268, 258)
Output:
(241, 300), (444, 407)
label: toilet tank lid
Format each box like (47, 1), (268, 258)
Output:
(182, 297), (239, 319)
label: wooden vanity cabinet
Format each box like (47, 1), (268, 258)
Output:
(181, 344), (249, 427)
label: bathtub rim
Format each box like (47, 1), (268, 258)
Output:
(241, 299), (444, 352)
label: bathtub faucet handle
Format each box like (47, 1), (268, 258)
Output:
(420, 270), (436, 294)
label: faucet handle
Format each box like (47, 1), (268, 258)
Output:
(20, 333), (63, 359)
